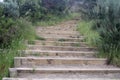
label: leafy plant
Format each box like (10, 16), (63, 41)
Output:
(80, 0), (120, 66)
(2, 0), (19, 18)
(41, 0), (68, 15)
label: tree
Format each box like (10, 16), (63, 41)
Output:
(2, 0), (19, 18)
(41, 0), (68, 15)
(80, 0), (97, 19)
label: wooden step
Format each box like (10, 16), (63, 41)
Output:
(37, 37), (84, 42)
(4, 20), (120, 80)
(3, 78), (120, 80)
(27, 40), (87, 47)
(37, 35), (81, 38)
(36, 26), (77, 30)
(14, 57), (106, 67)
(37, 31), (79, 35)
(27, 45), (96, 51)
(37, 32), (80, 35)
(19, 50), (96, 58)
(9, 67), (120, 77)
(37, 26), (76, 29)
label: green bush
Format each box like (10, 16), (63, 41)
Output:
(2, 0), (19, 18)
(0, 6), (16, 48)
(16, 18), (36, 41)
(80, 0), (120, 66)
(77, 21), (100, 47)
(0, 0), (73, 79)
(80, 0), (97, 20)
(19, 0), (42, 21)
(41, 0), (68, 15)
(94, 0), (120, 66)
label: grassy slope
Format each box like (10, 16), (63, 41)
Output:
(0, 19), (36, 80)
(77, 20), (120, 67)
(36, 13), (79, 26)
(77, 20), (100, 47)
(0, 14), (77, 79)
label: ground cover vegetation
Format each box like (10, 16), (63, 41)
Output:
(78, 0), (120, 67)
(0, 0), (72, 79)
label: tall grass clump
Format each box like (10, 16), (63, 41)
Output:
(0, 3), (36, 79)
(94, 0), (120, 66)
(0, 19), (35, 80)
(79, 0), (97, 20)
(0, 18), (35, 79)
(80, 0), (120, 66)
(77, 21), (100, 47)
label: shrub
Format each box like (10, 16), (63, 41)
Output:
(2, 0), (19, 18)
(16, 18), (36, 41)
(81, 0), (120, 66)
(94, 0), (120, 66)
(41, 0), (68, 15)
(77, 21), (100, 47)
(79, 0), (97, 20)
(0, 6), (16, 48)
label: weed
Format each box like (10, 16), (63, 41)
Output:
(73, 43), (81, 47)
(28, 41), (35, 45)
(77, 21), (100, 47)
(31, 68), (36, 73)
(44, 53), (49, 56)
(42, 42), (46, 45)
(33, 53), (42, 56)
(36, 36), (46, 41)
(58, 39), (67, 42)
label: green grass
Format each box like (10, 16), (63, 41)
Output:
(35, 13), (79, 26)
(31, 68), (36, 73)
(80, 0), (120, 67)
(27, 40), (35, 45)
(97, 46), (120, 67)
(0, 13), (81, 79)
(42, 42), (46, 45)
(36, 20), (60, 26)
(0, 50), (16, 79)
(77, 21), (100, 47)
(16, 19), (36, 41)
(73, 43), (81, 47)
(0, 42), (26, 79)
(35, 15), (64, 26)
(58, 39), (67, 42)
(0, 19), (36, 80)
(35, 36), (46, 41)
(77, 20), (120, 67)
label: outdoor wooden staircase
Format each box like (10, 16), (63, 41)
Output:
(3, 20), (120, 80)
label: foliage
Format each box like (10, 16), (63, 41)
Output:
(2, 0), (19, 18)
(0, 5), (35, 48)
(19, 0), (42, 22)
(80, 0), (120, 66)
(0, 50), (18, 79)
(0, 18), (35, 79)
(77, 21), (100, 47)
(41, 0), (68, 15)
(0, 17), (16, 48)
(0, 1), (36, 79)
(36, 14), (74, 26)
(16, 18), (36, 40)
(94, 0), (120, 66)
(0, 0), (74, 79)
(1, 0), (70, 23)
(15, 0), (69, 23)
(79, 0), (97, 20)
(0, 6), (16, 48)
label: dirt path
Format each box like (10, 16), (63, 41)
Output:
(3, 20), (120, 80)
